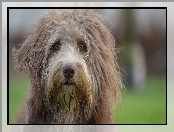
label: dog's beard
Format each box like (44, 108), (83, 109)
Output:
(61, 85), (76, 110)
(53, 85), (78, 124)
(45, 63), (92, 124)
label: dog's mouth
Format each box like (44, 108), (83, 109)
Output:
(64, 82), (74, 86)
(63, 79), (74, 86)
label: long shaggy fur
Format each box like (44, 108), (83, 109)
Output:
(13, 9), (122, 124)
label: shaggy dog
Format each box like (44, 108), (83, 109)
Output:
(13, 9), (122, 124)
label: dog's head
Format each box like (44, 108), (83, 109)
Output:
(13, 9), (122, 123)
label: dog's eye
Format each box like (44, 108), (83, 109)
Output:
(55, 43), (60, 50)
(77, 40), (87, 53)
(54, 40), (61, 50)
(79, 43), (84, 50)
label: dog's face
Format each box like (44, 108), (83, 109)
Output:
(45, 21), (93, 114)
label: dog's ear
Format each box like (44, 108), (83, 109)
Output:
(12, 34), (45, 72)
(13, 35), (34, 71)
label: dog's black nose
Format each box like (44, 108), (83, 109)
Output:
(63, 65), (75, 79)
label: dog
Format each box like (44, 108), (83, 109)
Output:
(12, 9), (122, 124)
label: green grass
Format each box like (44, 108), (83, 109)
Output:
(9, 75), (166, 124)
(114, 75), (166, 124)
(9, 75), (29, 123)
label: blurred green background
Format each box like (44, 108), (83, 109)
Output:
(9, 9), (166, 124)
(9, 74), (29, 123)
(114, 75), (166, 124)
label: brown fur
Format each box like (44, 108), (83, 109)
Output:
(13, 9), (122, 124)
